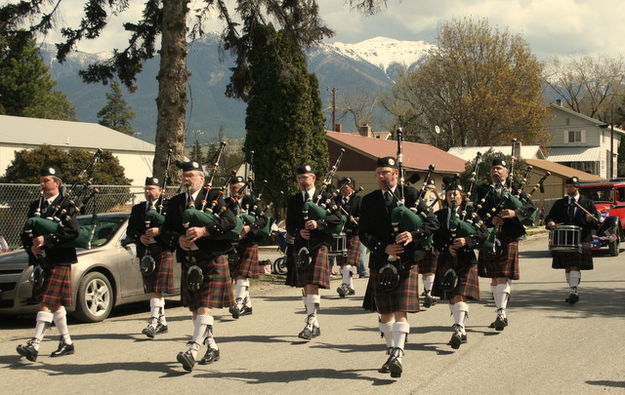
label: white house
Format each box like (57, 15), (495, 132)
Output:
(545, 103), (624, 179)
(448, 144), (545, 162)
(0, 115), (155, 184)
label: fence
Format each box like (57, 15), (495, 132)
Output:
(0, 184), (179, 249)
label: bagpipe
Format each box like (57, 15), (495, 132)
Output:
(140, 150), (173, 276)
(23, 149), (103, 251)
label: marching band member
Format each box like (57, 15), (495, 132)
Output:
(420, 179), (441, 307)
(334, 177), (362, 298)
(227, 175), (267, 318)
(126, 177), (174, 338)
(161, 161), (236, 372)
(545, 177), (599, 304)
(475, 158), (536, 331)
(285, 164), (342, 340)
(17, 166), (80, 362)
(432, 178), (486, 349)
(359, 157), (439, 378)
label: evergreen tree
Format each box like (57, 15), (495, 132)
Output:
(97, 81), (137, 136)
(239, 25), (328, 205)
(0, 32), (75, 120)
(191, 140), (202, 162)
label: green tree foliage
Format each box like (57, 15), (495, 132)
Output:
(0, 32), (75, 120)
(191, 140), (202, 162)
(97, 81), (137, 136)
(458, 149), (531, 194)
(1, 145), (131, 185)
(236, 24), (328, 205)
(382, 18), (549, 150)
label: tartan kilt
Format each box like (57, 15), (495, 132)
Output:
(39, 265), (72, 307)
(180, 254), (233, 311)
(230, 242), (261, 279)
(432, 253), (479, 301)
(143, 250), (175, 294)
(364, 263), (420, 314)
(552, 242), (593, 270)
(336, 235), (362, 267)
(418, 250), (438, 274)
(293, 244), (331, 289)
(478, 240), (520, 280)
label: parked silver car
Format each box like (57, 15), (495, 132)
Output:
(0, 212), (181, 322)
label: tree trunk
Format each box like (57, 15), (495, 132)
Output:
(152, 0), (190, 182)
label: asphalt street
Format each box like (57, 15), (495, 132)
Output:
(0, 235), (624, 394)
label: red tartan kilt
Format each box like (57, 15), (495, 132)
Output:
(143, 250), (175, 294)
(294, 244), (330, 289)
(478, 240), (520, 280)
(39, 265), (72, 307)
(364, 263), (420, 314)
(229, 243), (260, 279)
(552, 242), (593, 270)
(181, 255), (233, 311)
(418, 250), (438, 274)
(432, 254), (480, 300)
(337, 235), (362, 267)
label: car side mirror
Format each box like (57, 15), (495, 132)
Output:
(120, 237), (135, 247)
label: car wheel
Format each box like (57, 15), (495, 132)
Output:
(609, 238), (620, 257)
(273, 257), (288, 275)
(73, 272), (114, 323)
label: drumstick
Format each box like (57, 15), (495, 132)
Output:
(573, 201), (598, 222)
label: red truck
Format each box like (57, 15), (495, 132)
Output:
(578, 179), (625, 256)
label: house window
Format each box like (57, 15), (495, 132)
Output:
(568, 130), (582, 143)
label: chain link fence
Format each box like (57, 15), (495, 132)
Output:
(0, 184), (179, 249)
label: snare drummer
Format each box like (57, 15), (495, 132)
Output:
(334, 177), (362, 298)
(545, 177), (599, 304)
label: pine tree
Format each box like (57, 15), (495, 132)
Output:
(97, 81), (137, 136)
(191, 140), (202, 162)
(0, 32), (76, 120)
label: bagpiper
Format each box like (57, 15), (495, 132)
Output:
(334, 177), (362, 298)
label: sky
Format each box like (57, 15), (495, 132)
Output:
(35, 0), (625, 59)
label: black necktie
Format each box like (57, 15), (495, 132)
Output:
(568, 197), (575, 223)
(187, 194), (194, 206)
(42, 200), (49, 211)
(147, 201), (153, 212)
(304, 192), (311, 202)
(384, 191), (393, 207)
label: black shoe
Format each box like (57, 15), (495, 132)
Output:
(461, 334), (468, 343)
(154, 322), (168, 335)
(378, 350), (392, 373)
(199, 347), (220, 365)
(177, 350), (196, 372)
(229, 304), (241, 319)
(449, 331), (462, 350)
(337, 284), (348, 298)
(298, 324), (320, 340)
(50, 338), (75, 357)
(347, 287), (356, 296)
(494, 315), (508, 331)
(389, 357), (403, 378)
(240, 306), (253, 316)
(565, 293), (579, 304)
(16, 340), (38, 362)
(423, 294), (435, 308)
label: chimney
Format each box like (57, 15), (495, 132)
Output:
(358, 123), (372, 138)
(335, 123), (343, 133)
(555, 99), (562, 106)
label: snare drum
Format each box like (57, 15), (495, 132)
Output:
(329, 233), (347, 257)
(549, 225), (582, 253)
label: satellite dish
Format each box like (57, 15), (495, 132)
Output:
(434, 125), (441, 134)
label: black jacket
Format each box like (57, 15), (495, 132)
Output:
(433, 204), (487, 264)
(545, 195), (599, 242)
(227, 195), (268, 244)
(127, 200), (167, 258)
(286, 189), (342, 248)
(474, 184), (536, 241)
(21, 194), (80, 266)
(358, 185), (439, 270)
(161, 189), (236, 262)
(334, 192), (362, 236)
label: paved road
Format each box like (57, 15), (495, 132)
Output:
(1, 236), (624, 394)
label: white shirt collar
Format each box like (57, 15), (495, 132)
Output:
(188, 189), (200, 202)
(302, 187), (316, 200)
(568, 193), (580, 202)
(46, 193), (59, 205)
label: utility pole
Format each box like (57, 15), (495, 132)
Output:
(611, 103), (615, 179)
(331, 87), (337, 131)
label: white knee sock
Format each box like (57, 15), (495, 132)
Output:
(568, 271), (581, 294)
(304, 294), (320, 327)
(205, 321), (218, 350)
(391, 322), (410, 362)
(150, 297), (166, 325)
(242, 279), (252, 307)
(452, 302), (469, 333)
(423, 275), (434, 295)
(379, 320), (395, 351)
(53, 307), (72, 345)
(32, 311), (53, 350)
(341, 265), (353, 288)
(191, 315), (213, 359)
(235, 279), (247, 302)
(494, 283), (511, 318)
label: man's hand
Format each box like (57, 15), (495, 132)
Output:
(178, 235), (193, 251)
(452, 237), (467, 248)
(492, 216), (504, 226)
(139, 235), (152, 246)
(186, 226), (208, 242)
(300, 229), (311, 240)
(240, 225), (251, 237)
(585, 213), (596, 222)
(449, 245), (458, 257)
(499, 209), (516, 219)
(31, 245), (44, 257)
(32, 236), (45, 248)
(304, 220), (318, 230)
(385, 244), (404, 256)
(395, 231), (413, 246)
(145, 227), (160, 237)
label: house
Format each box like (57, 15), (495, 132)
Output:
(448, 144), (545, 162)
(545, 103), (624, 179)
(0, 115), (155, 184)
(326, 131), (467, 194)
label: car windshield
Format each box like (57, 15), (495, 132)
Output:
(77, 216), (126, 248)
(579, 186), (613, 203)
